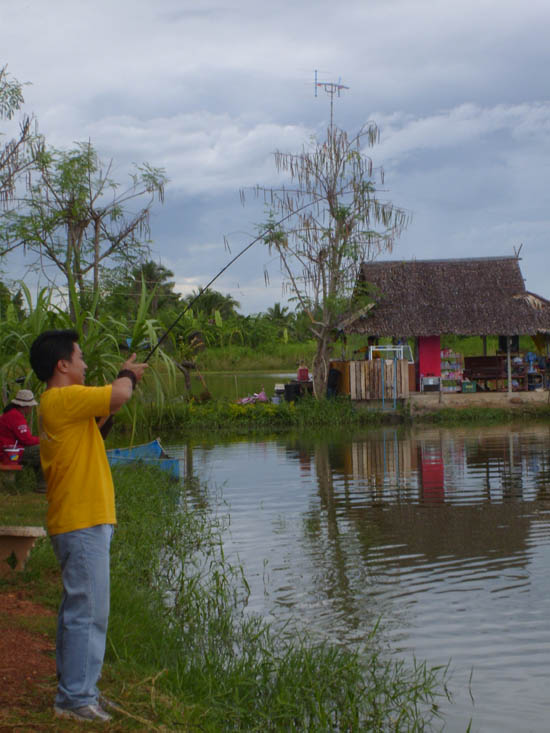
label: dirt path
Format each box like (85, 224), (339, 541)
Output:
(0, 590), (56, 731)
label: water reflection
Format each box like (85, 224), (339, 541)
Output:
(313, 427), (545, 563)
(168, 422), (550, 732)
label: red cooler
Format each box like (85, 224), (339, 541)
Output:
(297, 366), (309, 382)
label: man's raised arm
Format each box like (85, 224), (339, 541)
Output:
(109, 353), (148, 414)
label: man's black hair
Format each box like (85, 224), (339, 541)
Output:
(30, 329), (79, 382)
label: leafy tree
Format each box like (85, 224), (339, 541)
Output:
(0, 280), (177, 426)
(102, 259), (180, 318)
(0, 140), (167, 319)
(251, 124), (409, 397)
(133, 260), (179, 315)
(291, 308), (317, 343)
(265, 302), (290, 325)
(263, 302), (293, 342)
(0, 279), (23, 320)
(0, 65), (36, 209)
(238, 313), (279, 348)
(182, 287), (240, 319)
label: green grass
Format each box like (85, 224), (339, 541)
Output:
(136, 395), (400, 435)
(0, 467), (46, 525)
(197, 334), (541, 369)
(4, 464), (450, 730)
(196, 341), (319, 371)
(114, 392), (550, 439)
(194, 335), (408, 372)
(415, 405), (550, 424)
(106, 465), (450, 730)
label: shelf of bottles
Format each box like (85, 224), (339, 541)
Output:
(440, 348), (464, 393)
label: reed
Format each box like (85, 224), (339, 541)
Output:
(103, 465), (449, 730)
(7, 465), (449, 729)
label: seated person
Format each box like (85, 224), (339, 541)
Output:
(0, 389), (45, 491)
(367, 336), (381, 359)
(353, 336), (382, 360)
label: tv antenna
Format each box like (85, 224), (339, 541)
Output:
(314, 69), (349, 129)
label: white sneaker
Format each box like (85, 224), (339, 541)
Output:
(54, 703), (112, 722)
(98, 693), (122, 712)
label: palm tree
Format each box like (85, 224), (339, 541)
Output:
(265, 302), (291, 326)
(102, 260), (180, 317)
(183, 288), (240, 319)
(129, 261), (179, 315)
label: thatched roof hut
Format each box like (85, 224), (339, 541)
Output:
(345, 256), (550, 338)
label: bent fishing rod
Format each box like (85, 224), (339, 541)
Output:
(143, 197), (320, 362)
(99, 199), (319, 438)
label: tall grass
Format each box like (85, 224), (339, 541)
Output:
(12, 464), (449, 729)
(195, 335), (386, 372)
(131, 395), (397, 435)
(105, 464), (449, 730)
(197, 341), (318, 372)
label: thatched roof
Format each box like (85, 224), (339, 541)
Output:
(345, 256), (550, 337)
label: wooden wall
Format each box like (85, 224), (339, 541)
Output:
(330, 360), (410, 400)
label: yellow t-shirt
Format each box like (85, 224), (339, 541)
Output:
(38, 384), (114, 535)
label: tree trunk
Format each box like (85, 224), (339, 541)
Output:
(312, 333), (331, 398)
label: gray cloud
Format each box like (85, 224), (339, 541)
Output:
(2, 0), (550, 312)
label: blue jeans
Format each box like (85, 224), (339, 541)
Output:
(50, 524), (114, 709)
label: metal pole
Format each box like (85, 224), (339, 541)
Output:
(381, 358), (385, 410)
(393, 355), (397, 410)
(507, 336), (512, 395)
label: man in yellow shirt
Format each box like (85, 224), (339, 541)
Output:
(30, 329), (147, 723)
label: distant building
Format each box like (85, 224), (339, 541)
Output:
(338, 256), (550, 397)
(345, 256), (550, 338)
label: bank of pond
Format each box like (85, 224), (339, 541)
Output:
(10, 419), (550, 729)
(137, 393), (550, 435)
(7, 464), (447, 731)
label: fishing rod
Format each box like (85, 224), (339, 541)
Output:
(99, 199), (320, 438)
(143, 197), (320, 362)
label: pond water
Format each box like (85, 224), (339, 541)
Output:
(166, 423), (550, 732)
(188, 371), (297, 401)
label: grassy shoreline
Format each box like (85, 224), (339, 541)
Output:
(127, 395), (550, 439)
(2, 465), (449, 730)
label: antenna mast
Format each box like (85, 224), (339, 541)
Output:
(314, 69), (349, 129)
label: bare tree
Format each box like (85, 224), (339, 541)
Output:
(0, 65), (36, 207)
(0, 140), (167, 319)
(251, 123), (410, 397)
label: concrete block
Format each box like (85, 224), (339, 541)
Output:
(0, 526), (47, 574)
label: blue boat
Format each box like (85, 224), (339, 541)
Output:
(106, 438), (181, 479)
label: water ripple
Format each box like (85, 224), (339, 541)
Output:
(167, 423), (550, 732)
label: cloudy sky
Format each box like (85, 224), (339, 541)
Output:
(2, 0), (550, 313)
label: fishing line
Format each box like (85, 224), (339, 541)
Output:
(144, 197), (321, 362)
(100, 198), (321, 438)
